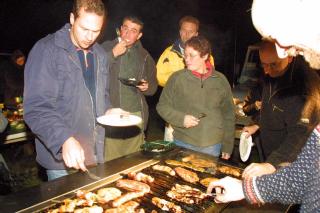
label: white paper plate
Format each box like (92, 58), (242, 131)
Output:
(97, 114), (142, 127)
(239, 132), (253, 162)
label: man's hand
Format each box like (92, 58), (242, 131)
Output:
(221, 152), (230, 160)
(136, 79), (148, 92)
(242, 124), (259, 138)
(183, 115), (199, 128)
(105, 108), (130, 116)
(112, 40), (128, 57)
(207, 176), (245, 203)
(242, 163), (276, 178)
(62, 137), (87, 171)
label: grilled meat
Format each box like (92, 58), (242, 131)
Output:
(76, 190), (98, 203)
(200, 177), (219, 187)
(174, 167), (199, 183)
(152, 165), (176, 176)
(189, 158), (217, 168)
(151, 197), (182, 213)
(112, 191), (145, 207)
(165, 160), (205, 172)
(218, 166), (241, 177)
(181, 154), (196, 162)
(105, 201), (139, 213)
(166, 184), (208, 204)
(116, 179), (150, 194)
(128, 172), (154, 183)
(73, 205), (103, 213)
(96, 187), (122, 204)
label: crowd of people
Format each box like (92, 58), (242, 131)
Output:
(1, 0), (319, 211)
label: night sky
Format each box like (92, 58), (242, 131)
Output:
(0, 0), (261, 83)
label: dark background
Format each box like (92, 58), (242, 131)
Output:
(0, 0), (260, 84)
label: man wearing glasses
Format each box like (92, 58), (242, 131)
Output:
(101, 16), (157, 161)
(241, 40), (316, 178)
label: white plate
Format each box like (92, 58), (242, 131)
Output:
(97, 114), (142, 127)
(239, 132), (253, 162)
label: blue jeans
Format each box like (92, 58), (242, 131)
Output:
(174, 140), (222, 157)
(47, 169), (70, 181)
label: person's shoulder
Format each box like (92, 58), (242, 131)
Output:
(213, 70), (227, 79)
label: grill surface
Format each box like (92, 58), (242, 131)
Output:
(10, 149), (242, 213)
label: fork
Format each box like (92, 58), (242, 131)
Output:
(85, 169), (101, 180)
(198, 113), (207, 119)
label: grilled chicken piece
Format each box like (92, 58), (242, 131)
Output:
(189, 158), (217, 168)
(218, 166), (241, 177)
(116, 179), (150, 194)
(112, 191), (145, 207)
(200, 177), (219, 187)
(76, 190), (98, 202)
(166, 184), (208, 204)
(73, 205), (103, 213)
(175, 167), (199, 183)
(165, 160), (205, 172)
(152, 165), (176, 176)
(128, 171), (154, 183)
(96, 187), (122, 204)
(105, 200), (139, 213)
(151, 197), (182, 213)
(181, 154), (196, 162)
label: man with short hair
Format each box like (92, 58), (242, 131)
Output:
(102, 16), (157, 161)
(24, 0), (125, 180)
(207, 1), (320, 211)
(157, 16), (201, 87)
(242, 40), (315, 177)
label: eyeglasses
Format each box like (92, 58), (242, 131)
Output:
(184, 53), (200, 60)
(260, 60), (282, 69)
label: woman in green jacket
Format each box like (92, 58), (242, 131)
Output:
(156, 36), (235, 159)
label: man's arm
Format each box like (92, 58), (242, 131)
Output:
(24, 41), (74, 160)
(140, 54), (158, 96)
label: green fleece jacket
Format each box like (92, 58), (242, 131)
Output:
(156, 69), (235, 154)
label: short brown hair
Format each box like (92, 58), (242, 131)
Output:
(179, 16), (200, 31)
(72, 0), (106, 19)
(185, 35), (211, 57)
(123, 16), (144, 32)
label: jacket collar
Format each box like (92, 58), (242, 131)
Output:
(170, 39), (184, 58)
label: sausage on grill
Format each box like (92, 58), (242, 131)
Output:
(152, 165), (176, 176)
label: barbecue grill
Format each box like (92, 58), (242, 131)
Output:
(2, 148), (243, 213)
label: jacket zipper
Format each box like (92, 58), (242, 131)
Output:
(69, 53), (97, 157)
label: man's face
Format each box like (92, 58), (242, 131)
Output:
(259, 47), (291, 78)
(179, 22), (198, 44)
(120, 20), (142, 48)
(70, 8), (104, 50)
(252, 0), (320, 69)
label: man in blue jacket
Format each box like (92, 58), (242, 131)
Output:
(24, 0), (125, 180)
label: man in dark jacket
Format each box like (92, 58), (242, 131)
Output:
(242, 41), (316, 178)
(24, 0), (125, 180)
(101, 16), (157, 161)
